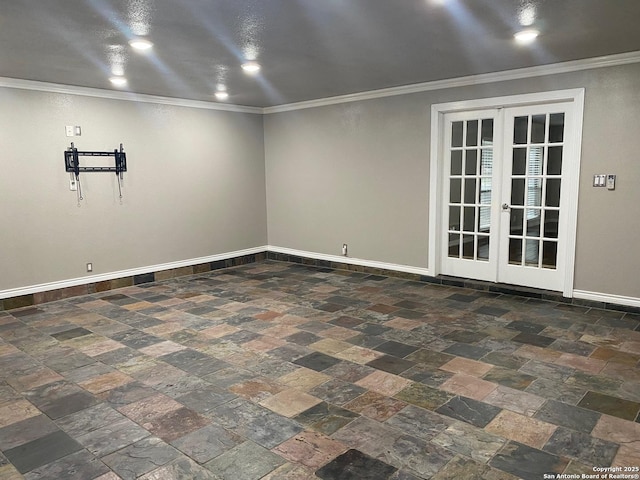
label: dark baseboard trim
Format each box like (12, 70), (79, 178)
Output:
(3, 250), (639, 317)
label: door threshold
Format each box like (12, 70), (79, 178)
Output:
(427, 275), (568, 303)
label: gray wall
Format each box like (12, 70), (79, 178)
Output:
(0, 89), (267, 291)
(264, 63), (640, 298)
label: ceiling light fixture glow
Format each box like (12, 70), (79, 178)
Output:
(514, 29), (539, 45)
(215, 91), (229, 100)
(518, 5), (536, 26)
(241, 61), (261, 74)
(109, 76), (128, 87)
(129, 38), (153, 51)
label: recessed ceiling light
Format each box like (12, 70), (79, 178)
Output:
(129, 38), (153, 51)
(109, 76), (128, 87)
(514, 29), (539, 45)
(241, 62), (261, 74)
(215, 91), (229, 100)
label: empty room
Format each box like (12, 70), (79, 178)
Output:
(1, 1), (640, 479)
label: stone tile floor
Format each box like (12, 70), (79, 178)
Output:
(1, 260), (640, 479)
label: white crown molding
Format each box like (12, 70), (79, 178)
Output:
(0, 246), (267, 300)
(0, 77), (262, 114)
(573, 290), (640, 309)
(264, 51), (640, 114)
(267, 245), (432, 277)
(3, 51), (640, 116)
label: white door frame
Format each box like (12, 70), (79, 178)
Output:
(428, 89), (585, 297)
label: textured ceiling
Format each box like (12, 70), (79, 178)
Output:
(1, 0), (640, 108)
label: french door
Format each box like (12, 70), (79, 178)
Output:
(439, 96), (582, 293)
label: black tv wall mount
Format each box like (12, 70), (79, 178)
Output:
(64, 142), (127, 204)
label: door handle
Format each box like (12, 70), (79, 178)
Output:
(502, 203), (510, 211)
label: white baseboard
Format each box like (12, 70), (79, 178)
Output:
(572, 290), (640, 309)
(267, 245), (433, 277)
(0, 246), (267, 300)
(5, 244), (639, 312)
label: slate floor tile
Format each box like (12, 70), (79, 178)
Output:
(332, 416), (402, 459)
(436, 396), (501, 428)
(140, 456), (220, 480)
(203, 440), (285, 480)
(482, 367), (536, 391)
(273, 430), (348, 469)
(145, 406), (211, 443)
(23, 449), (110, 480)
(170, 423), (243, 463)
(394, 382), (452, 410)
(309, 378), (368, 406)
(76, 417), (150, 457)
(374, 341), (419, 358)
(55, 403), (125, 437)
(534, 399), (601, 433)
(366, 355), (415, 375)
(489, 441), (568, 480)
(0, 414), (59, 451)
(3, 429), (83, 474)
(316, 449), (397, 480)
(293, 401), (358, 435)
(512, 332), (555, 348)
(432, 421), (506, 463)
(3, 261), (640, 479)
(294, 352), (341, 371)
(259, 389), (322, 418)
(543, 427), (619, 466)
(101, 436), (180, 480)
(385, 434), (453, 478)
(344, 391), (407, 421)
(485, 410), (557, 449)
(385, 405), (453, 440)
(578, 391), (640, 421)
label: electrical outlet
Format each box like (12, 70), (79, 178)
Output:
(69, 177), (77, 191)
(342, 244), (348, 256)
(86, 263), (93, 272)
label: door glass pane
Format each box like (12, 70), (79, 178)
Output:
(466, 120), (478, 147)
(549, 113), (565, 142)
(479, 179), (492, 204)
(478, 207), (491, 233)
(526, 209), (541, 237)
(452, 121), (463, 147)
(526, 179), (542, 206)
(510, 208), (524, 235)
(462, 235), (474, 259)
(547, 147), (563, 175)
(528, 147), (544, 175)
(463, 207), (475, 232)
(449, 206), (461, 231)
(511, 179), (525, 206)
(477, 235), (490, 261)
(514, 116), (528, 144)
(531, 114), (546, 143)
(449, 233), (460, 257)
(450, 178), (461, 203)
(481, 119), (493, 145)
(480, 149), (493, 175)
(525, 239), (539, 266)
(509, 238), (522, 265)
(544, 210), (559, 238)
(542, 241), (558, 269)
(464, 178), (476, 204)
(545, 179), (561, 207)
(513, 148), (526, 175)
(451, 150), (463, 175)
(465, 150), (478, 175)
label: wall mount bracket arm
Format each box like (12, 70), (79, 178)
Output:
(64, 143), (127, 204)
